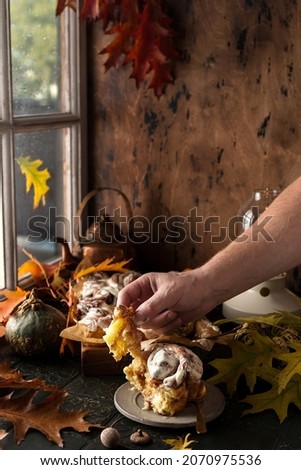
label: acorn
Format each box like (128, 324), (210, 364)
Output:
(100, 427), (120, 448)
(130, 429), (151, 445)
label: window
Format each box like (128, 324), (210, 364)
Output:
(0, 1), (86, 289)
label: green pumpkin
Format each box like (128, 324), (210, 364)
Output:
(5, 289), (66, 357)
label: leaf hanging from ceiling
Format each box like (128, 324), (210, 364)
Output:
(56, 0), (180, 96)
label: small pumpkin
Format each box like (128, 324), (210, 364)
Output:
(5, 288), (66, 357)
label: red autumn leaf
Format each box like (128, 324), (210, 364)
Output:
(80, 0), (116, 30)
(55, 0), (180, 96)
(148, 61), (174, 97)
(99, 0), (140, 68)
(125, 0), (179, 95)
(55, 0), (76, 16)
(101, 22), (135, 69)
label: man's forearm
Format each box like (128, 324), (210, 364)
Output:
(195, 177), (301, 312)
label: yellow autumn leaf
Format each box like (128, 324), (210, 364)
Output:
(16, 156), (51, 209)
(163, 433), (197, 450)
(208, 330), (278, 395)
(276, 342), (301, 392)
(242, 376), (301, 423)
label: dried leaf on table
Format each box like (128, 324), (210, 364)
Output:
(208, 311), (301, 422)
(276, 342), (301, 392)
(0, 361), (102, 447)
(0, 361), (55, 392)
(163, 433), (196, 450)
(208, 330), (278, 395)
(242, 375), (301, 423)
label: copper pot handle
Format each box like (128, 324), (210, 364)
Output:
(74, 187), (134, 244)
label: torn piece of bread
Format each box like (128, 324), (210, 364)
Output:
(103, 304), (144, 361)
(103, 305), (204, 416)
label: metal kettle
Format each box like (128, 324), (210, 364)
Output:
(58, 187), (138, 268)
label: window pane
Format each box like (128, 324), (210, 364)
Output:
(10, 0), (69, 116)
(0, 1), (6, 121)
(15, 128), (73, 267)
(0, 135), (4, 288)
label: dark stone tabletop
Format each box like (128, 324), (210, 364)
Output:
(0, 338), (301, 451)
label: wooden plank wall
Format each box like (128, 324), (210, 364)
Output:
(86, 0), (301, 273)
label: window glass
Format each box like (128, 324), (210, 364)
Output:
(0, 2), (84, 288)
(0, 136), (4, 288)
(14, 128), (73, 266)
(10, 0), (66, 116)
(0, 2), (5, 121)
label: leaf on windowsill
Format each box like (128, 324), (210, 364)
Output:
(16, 156), (51, 209)
(163, 433), (197, 450)
(0, 361), (103, 447)
(0, 288), (28, 336)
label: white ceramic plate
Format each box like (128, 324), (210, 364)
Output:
(114, 381), (225, 428)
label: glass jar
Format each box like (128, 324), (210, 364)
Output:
(236, 188), (280, 235)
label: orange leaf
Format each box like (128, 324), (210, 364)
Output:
(0, 362), (102, 447)
(18, 259), (60, 284)
(0, 287), (27, 327)
(74, 257), (131, 279)
(125, 0), (179, 95)
(80, 0), (116, 29)
(0, 361), (55, 392)
(101, 22), (135, 69)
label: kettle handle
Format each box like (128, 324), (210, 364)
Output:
(74, 187), (134, 244)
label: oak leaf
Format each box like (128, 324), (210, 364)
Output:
(55, 0), (76, 16)
(0, 362), (102, 447)
(101, 22), (136, 70)
(74, 257), (131, 279)
(276, 342), (301, 392)
(208, 330), (278, 395)
(242, 376), (301, 423)
(80, 0), (117, 29)
(125, 0), (179, 96)
(57, 0), (180, 96)
(163, 433), (196, 450)
(0, 361), (55, 392)
(16, 156), (51, 209)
